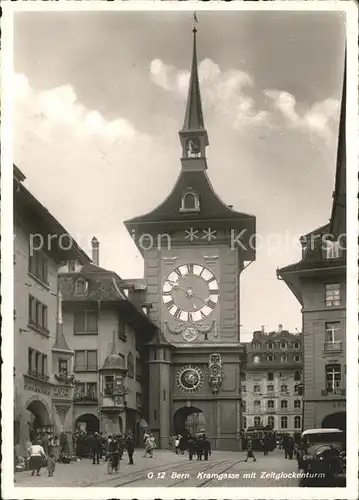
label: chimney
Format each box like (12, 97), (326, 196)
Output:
(261, 325), (265, 334)
(91, 237), (99, 266)
(278, 324), (283, 333)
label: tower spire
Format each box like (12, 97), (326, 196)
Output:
(179, 14), (209, 172)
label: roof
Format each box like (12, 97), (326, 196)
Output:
(52, 323), (72, 354)
(302, 429), (343, 435)
(14, 165), (91, 264)
(100, 331), (127, 372)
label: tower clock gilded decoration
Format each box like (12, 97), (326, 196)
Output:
(124, 21), (256, 451)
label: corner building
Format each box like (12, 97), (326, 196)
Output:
(124, 28), (256, 451)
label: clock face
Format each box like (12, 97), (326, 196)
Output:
(162, 263), (219, 322)
(177, 365), (204, 392)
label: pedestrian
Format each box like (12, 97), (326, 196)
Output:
(174, 435), (180, 455)
(196, 436), (204, 460)
(244, 438), (256, 462)
(89, 432), (101, 465)
(188, 435), (195, 461)
(125, 432), (135, 465)
(283, 435), (289, 459)
(107, 436), (120, 473)
(202, 435), (211, 461)
(143, 434), (155, 458)
(27, 440), (47, 476)
(287, 437), (294, 460)
(47, 451), (56, 477)
(42, 432), (49, 456)
(263, 436), (269, 457)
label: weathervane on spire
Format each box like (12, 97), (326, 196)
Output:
(193, 12), (198, 33)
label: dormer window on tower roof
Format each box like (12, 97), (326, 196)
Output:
(180, 188), (200, 213)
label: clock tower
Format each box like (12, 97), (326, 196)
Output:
(124, 25), (256, 451)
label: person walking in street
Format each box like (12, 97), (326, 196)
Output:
(287, 436), (294, 460)
(245, 438), (257, 462)
(107, 436), (120, 474)
(263, 435), (269, 456)
(27, 440), (47, 476)
(143, 434), (155, 458)
(89, 432), (102, 465)
(47, 451), (56, 477)
(174, 435), (180, 455)
(105, 435), (113, 462)
(283, 435), (289, 459)
(202, 435), (211, 461)
(125, 432), (135, 465)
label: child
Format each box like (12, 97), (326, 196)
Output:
(47, 452), (56, 477)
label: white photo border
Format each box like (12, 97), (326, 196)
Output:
(1, 1), (358, 499)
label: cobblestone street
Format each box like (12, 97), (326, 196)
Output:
(15, 449), (314, 488)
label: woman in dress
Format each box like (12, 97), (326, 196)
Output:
(27, 440), (47, 476)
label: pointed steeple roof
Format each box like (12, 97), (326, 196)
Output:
(181, 26), (206, 135)
(100, 331), (126, 371)
(330, 49), (346, 238)
(52, 289), (73, 353)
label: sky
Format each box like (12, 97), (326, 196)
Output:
(13, 10), (346, 341)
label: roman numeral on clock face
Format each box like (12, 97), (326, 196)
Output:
(174, 268), (182, 277)
(174, 308), (182, 319)
(207, 276), (216, 284)
(206, 299), (216, 309)
(187, 264), (194, 274)
(165, 299), (174, 309)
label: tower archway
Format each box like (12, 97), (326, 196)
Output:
(173, 406), (205, 437)
(75, 413), (100, 434)
(321, 412), (346, 433)
(26, 398), (52, 442)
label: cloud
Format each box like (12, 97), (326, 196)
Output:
(150, 58), (339, 141)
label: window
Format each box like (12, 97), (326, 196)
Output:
(253, 355), (260, 364)
(254, 400), (261, 412)
(280, 384), (288, 393)
(325, 283), (340, 307)
(254, 416), (261, 427)
(325, 364), (341, 393)
(58, 359), (68, 376)
(74, 382), (97, 401)
(253, 385), (261, 393)
(294, 400), (301, 409)
(28, 250), (48, 284)
(267, 400), (275, 409)
(253, 342), (261, 350)
(28, 295), (48, 333)
(293, 341), (300, 349)
(267, 372), (274, 381)
(104, 375), (115, 395)
(280, 354), (287, 362)
(294, 416), (301, 429)
(267, 342), (274, 349)
(279, 342), (287, 350)
(267, 384), (274, 392)
(74, 278), (88, 295)
(324, 239), (342, 260)
(325, 322), (340, 342)
(243, 416), (247, 429)
(281, 400), (288, 409)
(281, 416), (288, 429)
(180, 191), (200, 212)
(293, 354), (301, 362)
(27, 348), (48, 380)
(268, 416), (274, 428)
(127, 352), (134, 378)
(74, 350), (97, 371)
(267, 354), (274, 362)
(74, 311), (98, 334)
(136, 356), (142, 381)
(294, 371), (301, 381)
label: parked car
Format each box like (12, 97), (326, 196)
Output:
(297, 428), (345, 478)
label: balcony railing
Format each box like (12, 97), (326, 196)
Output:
(324, 341), (343, 353)
(27, 370), (50, 382)
(73, 394), (98, 403)
(321, 387), (345, 396)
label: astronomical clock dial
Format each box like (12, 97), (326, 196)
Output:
(186, 138), (201, 158)
(162, 263), (219, 322)
(176, 365), (204, 393)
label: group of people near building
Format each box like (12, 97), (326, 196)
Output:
(169, 433), (211, 461)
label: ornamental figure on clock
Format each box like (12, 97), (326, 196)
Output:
(162, 263), (219, 341)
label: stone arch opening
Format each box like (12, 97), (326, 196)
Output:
(322, 411), (346, 433)
(75, 413), (100, 434)
(26, 398), (52, 443)
(173, 406), (205, 438)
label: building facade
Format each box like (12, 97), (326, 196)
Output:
(14, 165), (90, 456)
(123, 27), (256, 451)
(278, 59), (346, 432)
(242, 327), (303, 434)
(59, 244), (157, 445)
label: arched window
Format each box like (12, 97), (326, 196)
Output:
(254, 416), (261, 427)
(127, 352), (134, 378)
(281, 400), (288, 409)
(280, 341), (287, 350)
(267, 353), (274, 362)
(294, 416), (301, 429)
(253, 342), (261, 350)
(74, 278), (88, 295)
(268, 416), (275, 428)
(242, 416), (247, 429)
(180, 190), (200, 213)
(267, 342), (274, 349)
(280, 354), (288, 363)
(281, 416), (288, 429)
